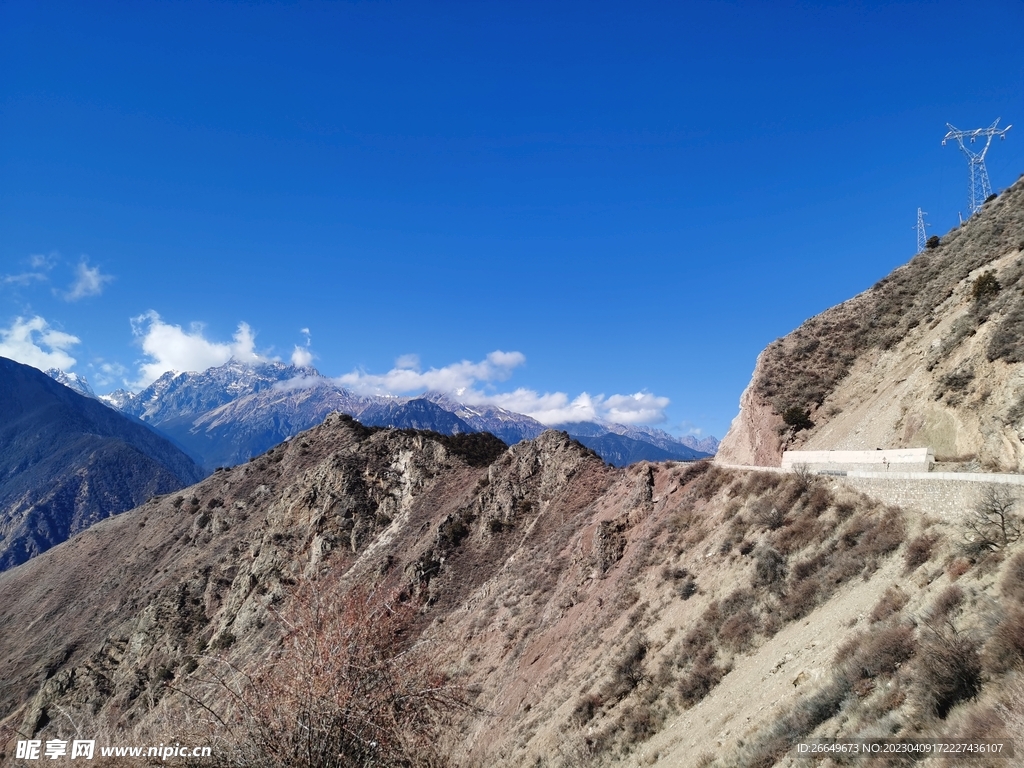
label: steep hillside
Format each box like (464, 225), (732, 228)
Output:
(0, 357), (205, 571)
(3, 413), (1022, 767)
(719, 176), (1024, 468)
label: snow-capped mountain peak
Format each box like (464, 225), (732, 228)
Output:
(44, 369), (96, 398)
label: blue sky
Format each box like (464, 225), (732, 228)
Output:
(2, 0), (1023, 438)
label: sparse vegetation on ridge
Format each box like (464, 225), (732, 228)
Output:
(7, 409), (1024, 767)
(753, 176), (1024, 421)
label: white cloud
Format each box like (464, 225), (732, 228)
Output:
(394, 353), (420, 369)
(64, 259), (114, 301)
(89, 360), (129, 388)
(336, 350), (526, 396)
(2, 253), (55, 287)
(291, 328), (314, 367)
(335, 350), (670, 426)
(130, 311), (270, 387)
(1, 271), (48, 286)
(602, 392), (672, 425)
(0, 316), (80, 370)
(291, 346), (314, 367)
(461, 388), (669, 425)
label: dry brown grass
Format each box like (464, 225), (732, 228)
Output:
(983, 609), (1024, 674)
(904, 532), (939, 572)
(919, 621), (983, 719)
(1000, 551), (1024, 601)
(948, 556), (972, 579)
(869, 586), (909, 624)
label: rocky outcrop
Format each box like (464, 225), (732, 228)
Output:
(715, 350), (786, 466)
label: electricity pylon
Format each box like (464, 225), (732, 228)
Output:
(942, 119), (1012, 216)
(915, 208), (929, 252)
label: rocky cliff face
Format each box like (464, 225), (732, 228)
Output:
(719, 175), (1024, 468)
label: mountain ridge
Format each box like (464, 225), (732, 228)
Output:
(0, 356), (206, 571)
(87, 361), (714, 470)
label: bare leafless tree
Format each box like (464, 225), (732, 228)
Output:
(963, 484), (1022, 552)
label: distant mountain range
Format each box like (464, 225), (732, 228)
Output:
(2, 357), (205, 571)
(70, 361), (716, 470)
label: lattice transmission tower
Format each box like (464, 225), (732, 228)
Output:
(915, 208), (930, 252)
(942, 119), (1012, 217)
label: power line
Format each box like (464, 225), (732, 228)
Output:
(942, 119), (1012, 216)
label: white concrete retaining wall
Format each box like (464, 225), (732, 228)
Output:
(781, 447), (935, 473)
(716, 462), (1024, 520)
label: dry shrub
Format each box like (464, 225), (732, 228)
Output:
(1000, 551), (1024, 601)
(693, 467), (730, 500)
(772, 515), (821, 555)
(188, 582), (467, 768)
(834, 501), (856, 521)
(719, 587), (756, 615)
(919, 624), (982, 718)
(719, 606), (758, 653)
(803, 484), (833, 517)
(660, 565), (689, 582)
(859, 507), (906, 557)
(825, 548), (872, 584)
(677, 459), (712, 487)
(846, 624), (917, 681)
(791, 549), (829, 582)
(677, 646), (726, 708)
(741, 678), (850, 768)
(948, 557), (972, 580)
(677, 623), (715, 666)
(777, 474), (811, 510)
(760, 611), (782, 638)
(750, 497), (786, 530)
(740, 470), (783, 497)
(572, 693), (603, 726)
(983, 609), (1024, 674)
(875, 683), (907, 715)
(780, 577), (822, 622)
(661, 565), (698, 600)
(869, 586), (909, 624)
(904, 532), (939, 572)
(834, 633), (862, 666)
(618, 700), (659, 745)
(963, 485), (1022, 552)
(606, 635), (649, 700)
(753, 546), (787, 594)
(959, 705), (1007, 746)
(928, 585), (965, 623)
